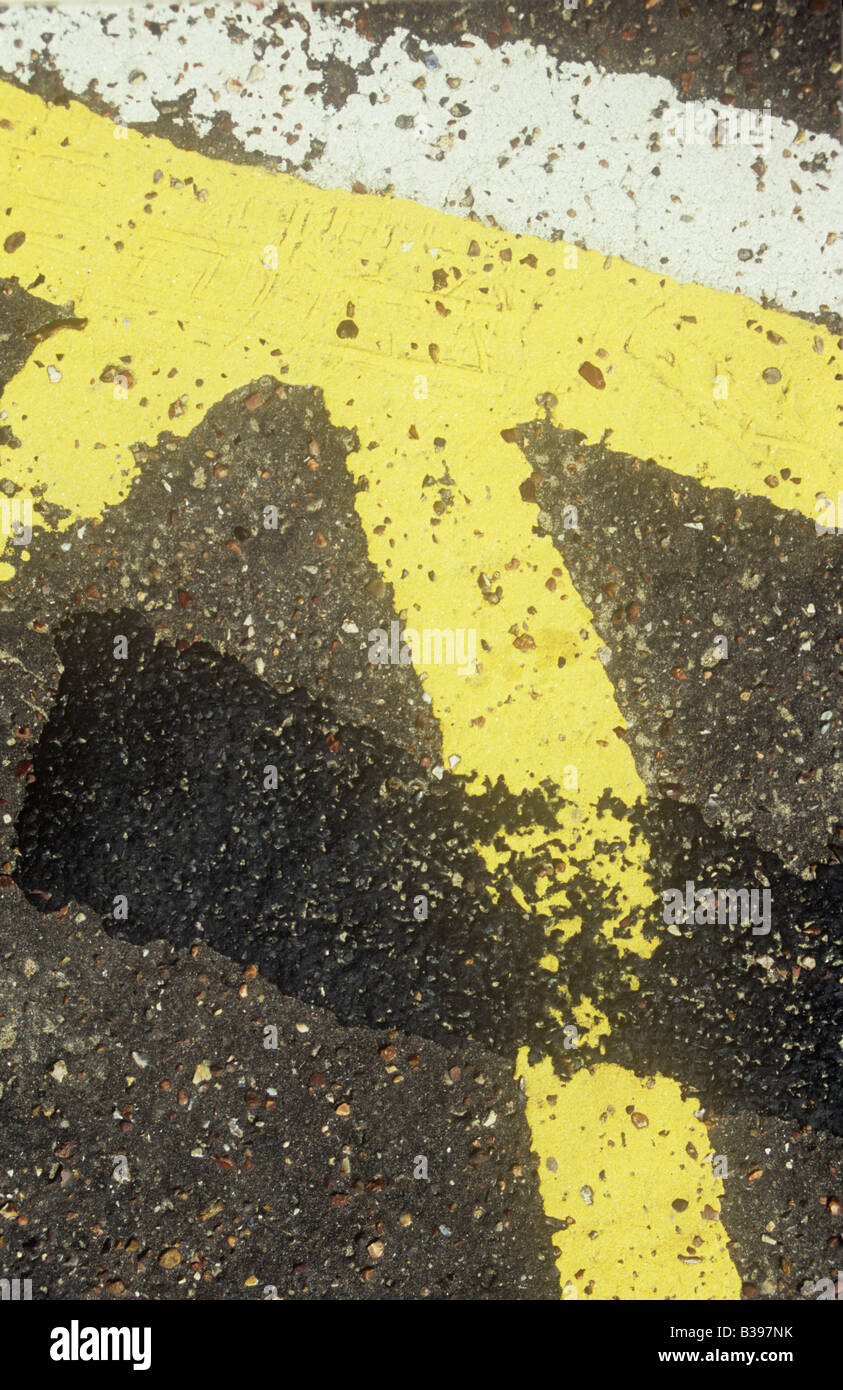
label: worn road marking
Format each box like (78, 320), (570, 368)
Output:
(2, 83), (836, 1300)
(0, 84), (837, 536)
(2, 3), (840, 312)
(517, 1055), (735, 1300)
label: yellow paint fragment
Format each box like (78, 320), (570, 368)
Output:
(572, 995), (612, 1048)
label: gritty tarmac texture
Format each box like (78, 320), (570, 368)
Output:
(0, 904), (558, 1299)
(560, 798), (843, 1136)
(0, 280), (560, 1299)
(341, 0), (841, 134)
(0, 282), (444, 759)
(519, 416), (843, 872)
(14, 607), (564, 1054)
(0, 4), (841, 1296)
(513, 419), (843, 1135)
(708, 1109), (843, 1301)
(0, 278), (83, 525)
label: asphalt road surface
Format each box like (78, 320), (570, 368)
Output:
(0, 0), (840, 1308)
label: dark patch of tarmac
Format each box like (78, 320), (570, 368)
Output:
(14, 607), (563, 1056)
(14, 608), (843, 1137)
(558, 797), (843, 1136)
(8, 627), (843, 1294)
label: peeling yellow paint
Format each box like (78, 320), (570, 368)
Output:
(572, 995), (613, 1049)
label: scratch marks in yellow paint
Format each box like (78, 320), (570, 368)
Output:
(0, 82), (838, 539)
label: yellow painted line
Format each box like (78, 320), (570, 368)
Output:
(1, 83), (833, 1302)
(517, 1053), (737, 1300)
(0, 84), (838, 539)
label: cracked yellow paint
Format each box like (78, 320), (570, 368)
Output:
(517, 1052), (740, 1299)
(1, 81), (835, 1301)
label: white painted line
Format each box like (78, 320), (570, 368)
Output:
(0, 4), (839, 314)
